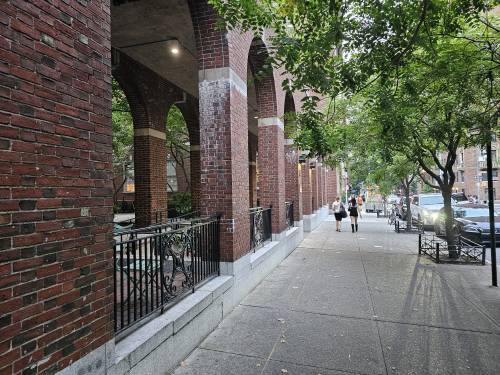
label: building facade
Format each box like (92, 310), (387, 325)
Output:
(0, 1), (337, 374)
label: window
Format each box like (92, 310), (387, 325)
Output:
(458, 170), (464, 182)
(484, 188), (497, 200)
(482, 170), (498, 181)
(420, 195), (444, 205)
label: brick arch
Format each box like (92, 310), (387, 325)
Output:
(248, 38), (278, 118)
(188, 0), (229, 70)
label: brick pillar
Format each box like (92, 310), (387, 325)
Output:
(302, 161), (312, 215)
(0, 1), (114, 373)
(285, 141), (302, 221)
(114, 53), (185, 226)
(311, 163), (319, 211)
(326, 167), (338, 205)
(133, 133), (167, 226)
(258, 118), (286, 234)
(191, 1), (252, 261)
(189, 146), (201, 212)
(321, 165), (327, 206)
(317, 164), (324, 207)
(197, 75), (250, 260)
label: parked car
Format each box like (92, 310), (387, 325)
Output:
(386, 194), (399, 205)
(451, 192), (468, 204)
(434, 203), (500, 245)
(411, 193), (444, 227)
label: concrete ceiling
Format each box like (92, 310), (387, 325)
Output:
(111, 0), (198, 97)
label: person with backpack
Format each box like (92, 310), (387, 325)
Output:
(332, 196), (346, 232)
(348, 196), (359, 232)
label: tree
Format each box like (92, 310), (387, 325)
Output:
(209, 0), (494, 156)
(324, 95), (419, 225)
(369, 30), (498, 250)
(112, 79), (133, 206)
(166, 106), (191, 193)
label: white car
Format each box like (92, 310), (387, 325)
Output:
(411, 193), (444, 227)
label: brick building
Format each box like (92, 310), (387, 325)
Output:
(0, 1), (338, 374)
(417, 141), (499, 202)
(454, 142), (499, 202)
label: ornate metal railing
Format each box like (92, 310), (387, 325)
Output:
(418, 233), (485, 264)
(114, 215), (220, 335)
(285, 201), (294, 229)
(249, 206), (272, 252)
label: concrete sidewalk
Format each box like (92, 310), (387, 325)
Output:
(171, 214), (500, 375)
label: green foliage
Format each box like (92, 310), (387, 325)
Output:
(112, 79), (133, 168)
(209, 0), (497, 156)
(166, 105), (190, 153)
(169, 192), (192, 216)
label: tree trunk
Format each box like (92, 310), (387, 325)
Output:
(442, 186), (458, 258)
(404, 185), (412, 231)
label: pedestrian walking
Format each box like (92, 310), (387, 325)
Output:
(357, 195), (363, 219)
(348, 196), (359, 232)
(332, 197), (345, 232)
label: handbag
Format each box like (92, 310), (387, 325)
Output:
(340, 204), (348, 218)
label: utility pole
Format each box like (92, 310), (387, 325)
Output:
(486, 138), (497, 287)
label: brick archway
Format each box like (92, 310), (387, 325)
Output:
(112, 51), (185, 226)
(248, 37), (286, 235)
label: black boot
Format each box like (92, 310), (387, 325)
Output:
(355, 224), (358, 232)
(351, 224), (355, 233)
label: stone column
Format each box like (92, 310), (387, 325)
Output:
(285, 140), (302, 222)
(258, 117), (286, 235)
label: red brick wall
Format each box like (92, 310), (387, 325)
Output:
(285, 144), (302, 221)
(326, 167), (338, 205)
(301, 162), (312, 215)
(0, 1), (114, 373)
(258, 124), (286, 233)
(311, 164), (319, 211)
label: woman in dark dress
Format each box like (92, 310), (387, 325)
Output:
(348, 196), (359, 233)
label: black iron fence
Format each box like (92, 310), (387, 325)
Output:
(114, 215), (220, 335)
(395, 218), (422, 233)
(249, 206), (272, 252)
(418, 233), (485, 264)
(285, 201), (294, 229)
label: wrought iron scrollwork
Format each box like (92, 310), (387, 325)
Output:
(160, 229), (193, 298)
(252, 209), (264, 249)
